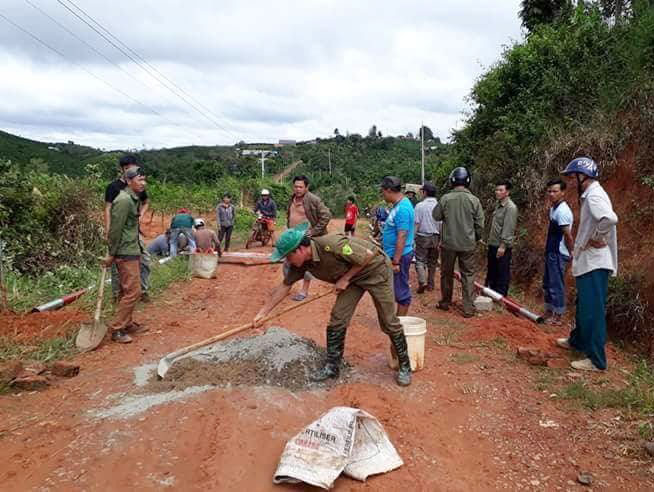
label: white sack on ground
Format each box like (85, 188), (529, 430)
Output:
(273, 406), (403, 489)
(190, 253), (217, 279)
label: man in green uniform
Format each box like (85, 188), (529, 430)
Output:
(253, 223), (412, 386)
(102, 167), (149, 343)
(432, 167), (485, 318)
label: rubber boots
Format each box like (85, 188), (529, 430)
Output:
(389, 332), (412, 386)
(311, 328), (346, 382)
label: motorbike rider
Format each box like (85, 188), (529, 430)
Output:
(254, 189), (278, 245)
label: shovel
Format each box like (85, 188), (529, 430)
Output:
(157, 289), (334, 379)
(76, 266), (108, 352)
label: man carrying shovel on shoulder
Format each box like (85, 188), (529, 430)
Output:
(102, 167), (149, 344)
(253, 223), (412, 386)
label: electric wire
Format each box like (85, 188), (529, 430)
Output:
(23, 0), (206, 141)
(55, 0), (239, 141)
(0, 10), (202, 143)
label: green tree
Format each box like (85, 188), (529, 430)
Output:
(418, 125), (434, 141)
(519, 0), (572, 32)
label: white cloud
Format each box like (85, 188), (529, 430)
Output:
(0, 0), (523, 149)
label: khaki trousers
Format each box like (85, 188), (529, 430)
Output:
(327, 261), (403, 337)
(440, 248), (476, 315)
(110, 258), (141, 332)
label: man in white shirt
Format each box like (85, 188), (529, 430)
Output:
(557, 157), (618, 371)
(413, 182), (440, 293)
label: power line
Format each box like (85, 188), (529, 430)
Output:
(23, 0), (206, 141)
(0, 10), (201, 143)
(55, 0), (239, 141)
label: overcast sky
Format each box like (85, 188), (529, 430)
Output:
(0, 0), (523, 150)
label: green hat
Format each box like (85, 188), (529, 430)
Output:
(270, 222), (309, 262)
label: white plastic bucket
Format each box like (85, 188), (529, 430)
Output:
(388, 316), (427, 371)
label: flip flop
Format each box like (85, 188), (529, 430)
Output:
(291, 293), (308, 301)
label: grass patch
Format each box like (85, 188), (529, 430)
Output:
(451, 352), (481, 365)
(1, 256), (190, 364)
(534, 368), (557, 392)
(479, 336), (509, 351)
(432, 330), (460, 347)
(0, 333), (76, 364)
(558, 360), (654, 413)
(6, 265), (99, 313)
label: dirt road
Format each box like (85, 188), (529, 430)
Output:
(1, 220), (651, 491)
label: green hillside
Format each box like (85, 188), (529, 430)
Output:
(0, 130), (103, 176)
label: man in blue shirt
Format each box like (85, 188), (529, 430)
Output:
(381, 176), (415, 316)
(543, 179), (575, 325)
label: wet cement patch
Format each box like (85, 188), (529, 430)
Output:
(144, 326), (347, 393)
(91, 327), (346, 421)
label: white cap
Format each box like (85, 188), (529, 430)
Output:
(194, 218), (205, 227)
(261, 189), (270, 195)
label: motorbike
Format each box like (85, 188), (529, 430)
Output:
(245, 213), (274, 248)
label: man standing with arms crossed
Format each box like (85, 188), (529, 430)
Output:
(486, 181), (518, 296)
(543, 179), (574, 325)
(414, 181), (440, 294)
(102, 167), (148, 343)
(433, 167), (485, 318)
(285, 175), (332, 301)
(557, 157), (618, 371)
(104, 154), (150, 302)
(380, 176), (415, 316)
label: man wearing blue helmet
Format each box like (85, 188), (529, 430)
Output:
(557, 157), (618, 371)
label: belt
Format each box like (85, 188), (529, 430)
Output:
(416, 232), (439, 237)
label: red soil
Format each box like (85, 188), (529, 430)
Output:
(0, 220), (651, 491)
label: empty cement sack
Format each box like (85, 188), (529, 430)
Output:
(190, 252), (217, 279)
(273, 406), (403, 489)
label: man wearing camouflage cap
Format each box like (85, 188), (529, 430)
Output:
(253, 223), (412, 386)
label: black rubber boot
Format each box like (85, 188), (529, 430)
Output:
(389, 332), (412, 386)
(311, 328), (345, 382)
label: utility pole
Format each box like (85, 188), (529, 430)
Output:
(420, 121), (425, 185)
(261, 150), (265, 179)
(328, 148), (332, 175)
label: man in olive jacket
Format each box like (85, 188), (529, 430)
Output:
(432, 167), (485, 317)
(102, 168), (148, 344)
(285, 175), (332, 300)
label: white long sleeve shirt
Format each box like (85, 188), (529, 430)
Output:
(572, 181), (618, 278)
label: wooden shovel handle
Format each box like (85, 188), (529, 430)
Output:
(170, 289), (334, 358)
(94, 267), (107, 323)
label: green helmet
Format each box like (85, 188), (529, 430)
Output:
(270, 222), (310, 262)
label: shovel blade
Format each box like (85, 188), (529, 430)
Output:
(76, 322), (108, 352)
(156, 356), (172, 379)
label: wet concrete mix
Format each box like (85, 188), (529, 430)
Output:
(145, 327), (348, 393)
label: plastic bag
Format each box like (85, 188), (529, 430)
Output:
(273, 406), (403, 489)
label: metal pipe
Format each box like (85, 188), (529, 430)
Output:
(453, 271), (544, 324)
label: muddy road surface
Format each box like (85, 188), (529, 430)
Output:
(1, 221), (652, 491)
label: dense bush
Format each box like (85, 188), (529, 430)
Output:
(0, 160), (104, 275)
(451, 3), (654, 205)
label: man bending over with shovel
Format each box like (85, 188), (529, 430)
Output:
(253, 223), (412, 386)
(102, 167), (148, 344)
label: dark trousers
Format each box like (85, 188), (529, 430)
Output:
(219, 225), (233, 251)
(543, 252), (570, 314)
(414, 234), (439, 288)
(569, 269), (609, 370)
(486, 245), (512, 296)
(440, 248), (476, 315)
